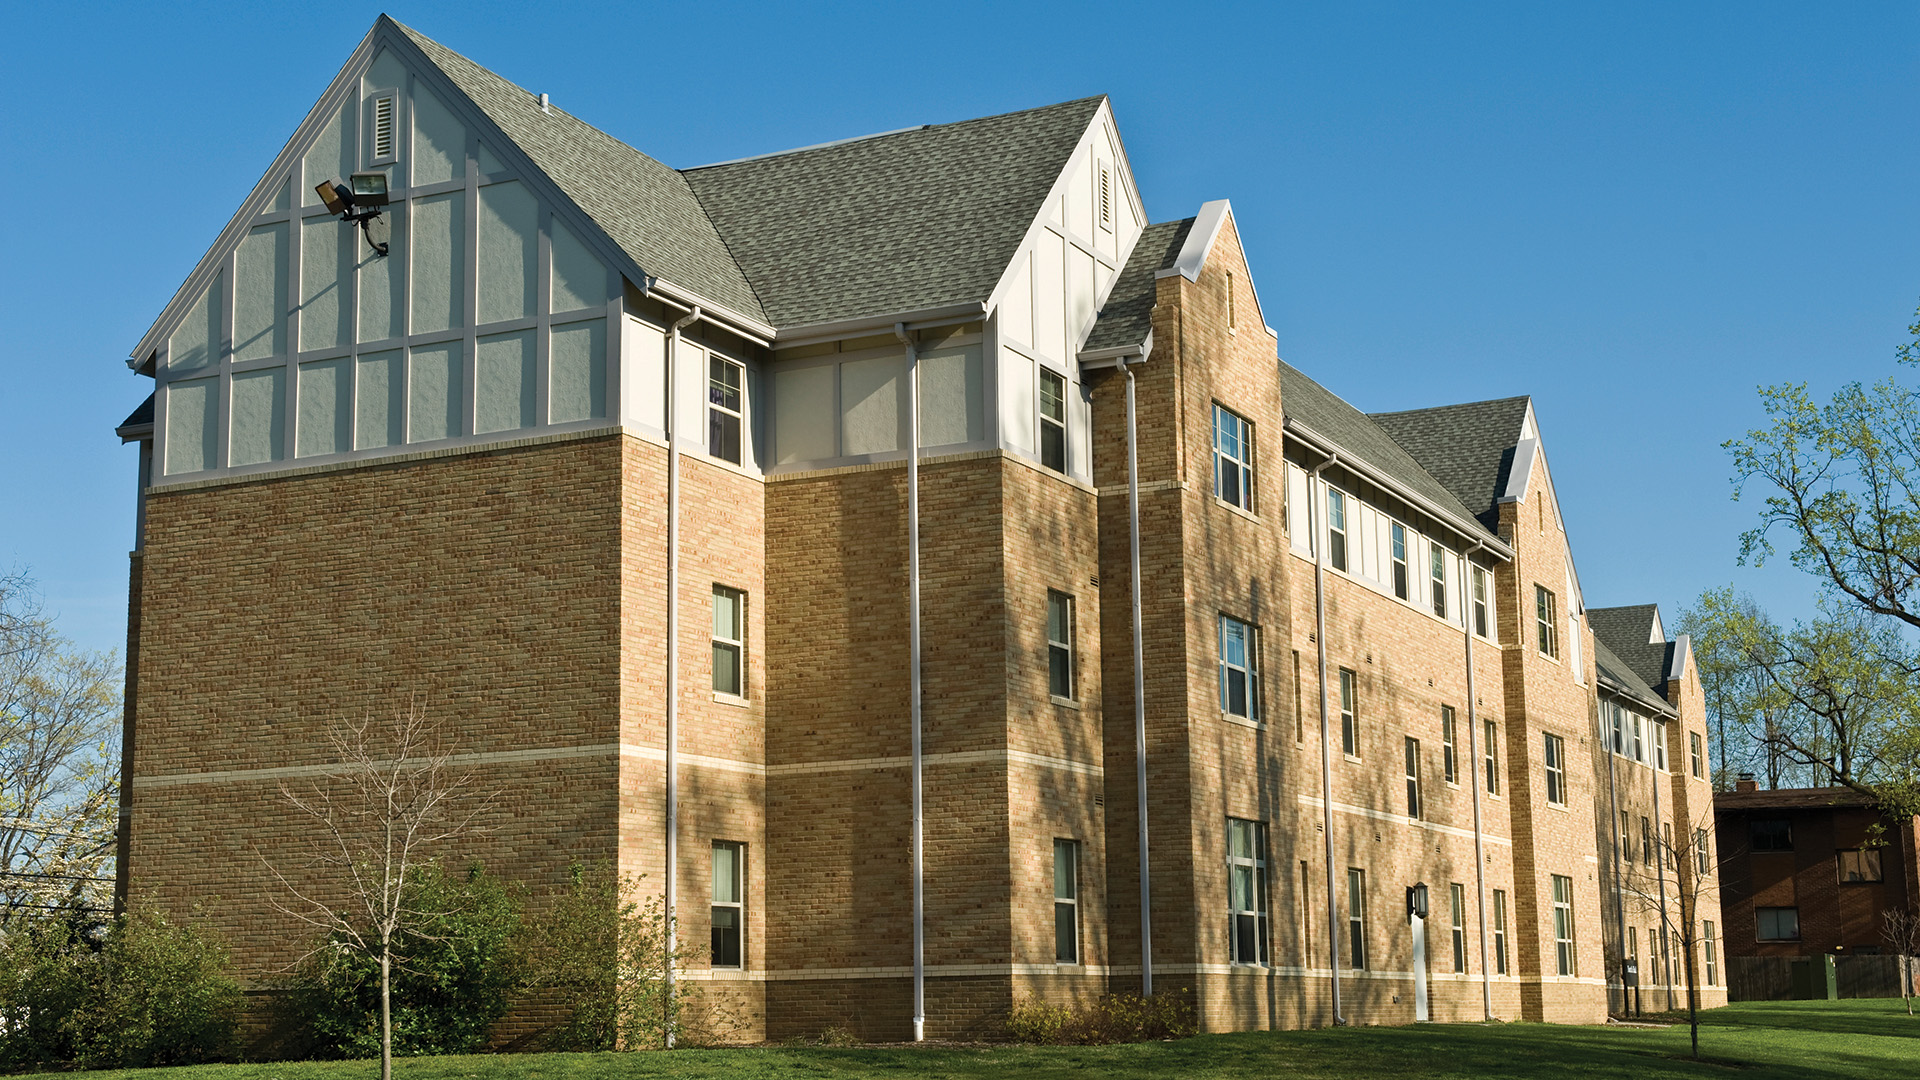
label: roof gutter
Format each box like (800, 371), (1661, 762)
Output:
(1076, 330), (1153, 367)
(1597, 672), (1678, 718)
(773, 301), (988, 350)
(643, 277), (776, 346)
(1284, 417), (1515, 562)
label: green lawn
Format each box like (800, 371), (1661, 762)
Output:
(26, 999), (1920, 1080)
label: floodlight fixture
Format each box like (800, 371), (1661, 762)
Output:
(315, 177), (351, 216)
(349, 171), (389, 208)
(314, 173), (391, 257)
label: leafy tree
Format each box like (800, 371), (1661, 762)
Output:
(526, 861), (685, 1051)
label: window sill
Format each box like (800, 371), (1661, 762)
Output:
(1547, 801), (1569, 813)
(1223, 713), (1264, 729)
(1051, 696), (1081, 710)
(712, 692), (751, 709)
(1213, 497), (1261, 525)
(1344, 754), (1363, 765)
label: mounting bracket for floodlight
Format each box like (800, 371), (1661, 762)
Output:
(315, 173), (392, 257)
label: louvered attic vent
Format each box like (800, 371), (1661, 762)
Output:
(1099, 165), (1112, 229)
(370, 94), (397, 164)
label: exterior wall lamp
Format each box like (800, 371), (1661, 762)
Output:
(314, 172), (392, 256)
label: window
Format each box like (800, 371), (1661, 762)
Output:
(1390, 523), (1409, 600)
(1751, 818), (1793, 852)
(1339, 668), (1358, 757)
(1609, 704), (1625, 755)
(1653, 721), (1668, 771)
(1690, 731), (1704, 779)
(1047, 591), (1075, 700)
(1838, 849), (1884, 883)
(1039, 368), (1067, 473)
(1483, 720), (1500, 795)
(1471, 566), (1490, 637)
(708, 355), (744, 464)
(1630, 712), (1645, 763)
(1543, 732), (1566, 806)
(1756, 907), (1800, 942)
(712, 586), (745, 697)
(1430, 545), (1449, 619)
(1696, 828), (1712, 875)
(1662, 823), (1673, 870)
(1054, 839), (1079, 963)
(1441, 706), (1458, 784)
(1220, 615), (1261, 720)
(1326, 488), (1348, 572)
(1642, 817), (1654, 866)
(1404, 737), (1423, 819)
(1627, 927), (1639, 981)
(1621, 811), (1632, 864)
(1449, 882), (1467, 973)
(1212, 404), (1255, 511)
(1292, 651), (1304, 744)
(1346, 868), (1368, 969)
(1551, 874), (1576, 976)
(1535, 586), (1558, 658)
(1703, 921), (1718, 986)
(711, 841), (744, 968)
(1492, 889), (1509, 974)
(1228, 819), (1270, 965)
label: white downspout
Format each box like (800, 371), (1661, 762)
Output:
(1600, 696), (1629, 1014)
(894, 323), (925, 1042)
(1462, 542), (1493, 1022)
(663, 304), (700, 1047)
(1308, 453), (1345, 1025)
(1651, 719), (1674, 1011)
(1124, 360), (1153, 997)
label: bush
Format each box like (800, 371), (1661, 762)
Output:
(1006, 991), (1198, 1044)
(294, 861), (522, 1058)
(525, 862), (685, 1050)
(0, 903), (239, 1069)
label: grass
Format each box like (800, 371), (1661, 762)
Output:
(21, 999), (1919, 1080)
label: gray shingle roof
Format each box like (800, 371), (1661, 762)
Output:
(394, 20), (768, 322)
(1593, 634), (1671, 714)
(1082, 218), (1191, 352)
(1589, 604), (1672, 694)
(1367, 397), (1532, 531)
(684, 97), (1104, 329)
(1278, 362), (1498, 544)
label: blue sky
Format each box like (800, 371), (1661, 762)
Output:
(2, 2), (1916, 658)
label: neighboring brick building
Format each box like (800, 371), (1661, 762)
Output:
(1714, 784), (1920, 962)
(112, 16), (1725, 1042)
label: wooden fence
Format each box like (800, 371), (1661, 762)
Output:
(1728, 955), (1917, 1001)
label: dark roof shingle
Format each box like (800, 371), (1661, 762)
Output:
(1367, 397), (1531, 531)
(1589, 604), (1671, 694)
(1081, 218), (1191, 352)
(1593, 635), (1671, 714)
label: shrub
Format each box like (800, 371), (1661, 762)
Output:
(524, 862), (686, 1051)
(294, 861), (523, 1058)
(0, 914), (95, 1068)
(1006, 991), (1198, 1044)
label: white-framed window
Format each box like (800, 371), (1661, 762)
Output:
(1663, 822), (1673, 870)
(1631, 712), (1645, 763)
(1047, 591), (1075, 701)
(1471, 565), (1490, 637)
(1544, 732), (1567, 806)
(1228, 819), (1269, 966)
(1039, 367), (1067, 473)
(1054, 838), (1079, 964)
(1220, 614), (1261, 720)
(1697, 828), (1714, 875)
(708, 354), (744, 464)
(1492, 888), (1509, 974)
(711, 840), (745, 968)
(1703, 921), (1718, 986)
(1483, 720), (1500, 795)
(1608, 703), (1624, 756)
(1346, 867), (1368, 970)
(712, 585), (745, 697)
(1621, 811), (1633, 864)
(1327, 488), (1349, 572)
(1390, 522), (1409, 600)
(1536, 586), (1558, 658)
(1654, 721), (1669, 771)
(1404, 736), (1423, 820)
(1450, 882), (1467, 973)
(1430, 544), (1448, 619)
(1691, 731), (1705, 779)
(1213, 404), (1255, 512)
(1441, 705), (1458, 785)
(1339, 668), (1358, 757)
(1552, 873), (1576, 976)
(1642, 817), (1655, 866)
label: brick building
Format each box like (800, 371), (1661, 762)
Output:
(112, 17), (1725, 1041)
(1714, 784), (1920, 961)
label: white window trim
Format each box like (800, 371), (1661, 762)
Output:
(1047, 590), (1076, 703)
(711, 840), (745, 970)
(1227, 819), (1269, 967)
(712, 584), (746, 699)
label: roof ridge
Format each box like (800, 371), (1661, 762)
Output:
(683, 95), (1109, 173)
(1368, 393), (1531, 419)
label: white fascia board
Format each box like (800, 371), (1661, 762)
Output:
(1667, 633), (1693, 685)
(641, 276), (776, 345)
(1497, 438), (1538, 504)
(771, 301), (987, 350)
(1648, 606), (1666, 645)
(1284, 417), (1514, 561)
(1150, 198), (1278, 339)
(1077, 329), (1153, 366)
(1598, 675), (1677, 718)
(128, 25), (383, 366)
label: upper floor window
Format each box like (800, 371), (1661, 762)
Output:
(1212, 404), (1254, 512)
(1653, 721), (1669, 771)
(1751, 818), (1792, 852)
(1339, 668), (1359, 757)
(1039, 368), (1067, 473)
(1838, 848), (1883, 883)
(1471, 565), (1490, 637)
(1535, 586), (1558, 658)
(1441, 705), (1458, 785)
(1696, 828), (1713, 875)
(1690, 731), (1704, 779)
(709, 355), (744, 464)
(1227, 819), (1269, 965)
(1543, 732), (1567, 806)
(1327, 488), (1348, 572)
(1608, 704), (1625, 756)
(1483, 720), (1500, 795)
(1047, 591), (1075, 701)
(1430, 545), (1449, 619)
(1220, 615), (1261, 721)
(1390, 523), (1409, 600)
(712, 585), (746, 698)
(1404, 737), (1423, 819)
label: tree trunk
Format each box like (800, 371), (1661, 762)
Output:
(382, 946), (393, 1080)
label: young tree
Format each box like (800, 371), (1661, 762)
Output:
(1616, 809), (1722, 1059)
(264, 703), (490, 1080)
(1882, 904), (1920, 1017)
(0, 572), (121, 923)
